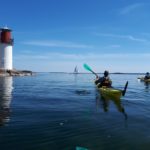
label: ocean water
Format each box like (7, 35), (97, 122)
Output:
(0, 73), (150, 150)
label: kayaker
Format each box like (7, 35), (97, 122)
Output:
(95, 70), (112, 88)
(144, 72), (150, 80)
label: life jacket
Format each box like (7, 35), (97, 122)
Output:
(145, 75), (150, 79)
(97, 77), (112, 88)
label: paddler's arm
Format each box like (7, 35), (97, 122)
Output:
(95, 76), (101, 85)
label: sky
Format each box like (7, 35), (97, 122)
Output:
(0, 0), (150, 73)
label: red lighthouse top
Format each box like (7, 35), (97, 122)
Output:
(0, 27), (13, 45)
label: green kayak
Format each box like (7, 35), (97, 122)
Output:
(138, 77), (150, 82)
(95, 81), (128, 100)
(83, 63), (128, 99)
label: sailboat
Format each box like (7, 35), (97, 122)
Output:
(74, 66), (78, 74)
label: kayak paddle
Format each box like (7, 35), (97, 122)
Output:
(83, 63), (98, 78)
(122, 81), (128, 96)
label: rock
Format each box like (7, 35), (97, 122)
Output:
(0, 69), (34, 77)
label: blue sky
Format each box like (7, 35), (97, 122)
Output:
(1, 0), (150, 73)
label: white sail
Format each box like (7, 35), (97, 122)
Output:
(74, 66), (78, 74)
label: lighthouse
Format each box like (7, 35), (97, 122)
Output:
(0, 27), (13, 70)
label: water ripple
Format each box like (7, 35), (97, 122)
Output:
(0, 73), (150, 150)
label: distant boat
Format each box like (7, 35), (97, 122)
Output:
(74, 66), (78, 74)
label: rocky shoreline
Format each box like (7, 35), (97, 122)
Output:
(0, 69), (34, 77)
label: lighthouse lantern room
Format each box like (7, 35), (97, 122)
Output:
(0, 27), (13, 70)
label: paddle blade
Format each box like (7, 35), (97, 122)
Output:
(122, 81), (128, 96)
(83, 64), (93, 72)
(83, 63), (98, 78)
(76, 146), (89, 150)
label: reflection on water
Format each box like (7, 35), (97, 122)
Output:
(0, 77), (13, 126)
(144, 82), (150, 90)
(96, 92), (128, 120)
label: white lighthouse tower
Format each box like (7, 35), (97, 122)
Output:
(0, 27), (13, 70)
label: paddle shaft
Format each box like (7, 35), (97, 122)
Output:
(91, 70), (99, 78)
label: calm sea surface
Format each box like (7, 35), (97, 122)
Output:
(0, 73), (150, 150)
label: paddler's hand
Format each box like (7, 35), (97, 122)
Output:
(96, 76), (100, 80)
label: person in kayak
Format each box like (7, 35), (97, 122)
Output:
(95, 70), (112, 88)
(144, 72), (150, 80)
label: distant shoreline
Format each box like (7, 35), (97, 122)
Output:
(46, 72), (145, 75)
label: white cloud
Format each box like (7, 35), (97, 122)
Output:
(120, 3), (145, 15)
(14, 52), (150, 72)
(94, 33), (147, 43)
(106, 45), (121, 48)
(22, 40), (93, 49)
(14, 52), (150, 61)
